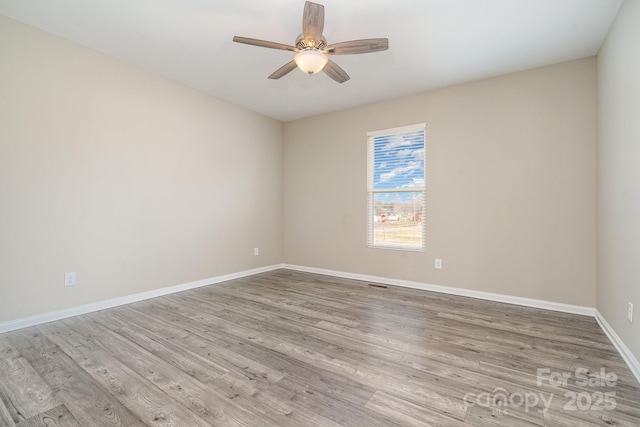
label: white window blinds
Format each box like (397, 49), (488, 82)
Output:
(367, 124), (426, 251)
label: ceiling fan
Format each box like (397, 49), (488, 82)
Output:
(233, 1), (388, 83)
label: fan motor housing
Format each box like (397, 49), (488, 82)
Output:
(295, 33), (327, 50)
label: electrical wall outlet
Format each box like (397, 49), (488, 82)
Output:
(254, 247), (259, 256)
(629, 302), (634, 323)
(435, 259), (442, 269)
(64, 272), (76, 287)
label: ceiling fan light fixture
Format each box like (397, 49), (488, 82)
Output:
(294, 49), (328, 74)
(233, 1), (388, 83)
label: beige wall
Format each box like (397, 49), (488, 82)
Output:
(0, 14), (606, 328)
(0, 17), (283, 323)
(284, 58), (597, 307)
(597, 0), (640, 361)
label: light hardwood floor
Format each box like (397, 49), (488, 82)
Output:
(1, 269), (639, 426)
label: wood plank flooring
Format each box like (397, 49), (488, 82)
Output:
(1, 269), (639, 426)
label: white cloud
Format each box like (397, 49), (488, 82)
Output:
(379, 161), (422, 182)
(400, 178), (424, 188)
(380, 170), (397, 182)
(382, 135), (411, 150)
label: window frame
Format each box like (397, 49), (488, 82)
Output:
(367, 123), (426, 252)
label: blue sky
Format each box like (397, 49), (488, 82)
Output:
(373, 129), (425, 191)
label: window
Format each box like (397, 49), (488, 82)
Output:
(367, 123), (425, 251)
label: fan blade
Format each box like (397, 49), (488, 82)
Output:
(325, 38), (389, 55)
(233, 36), (298, 52)
(323, 60), (350, 83)
(303, 1), (325, 45)
(268, 61), (298, 79)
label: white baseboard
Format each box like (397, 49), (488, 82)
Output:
(282, 263), (595, 316)
(595, 310), (640, 384)
(283, 264), (640, 384)
(0, 264), (282, 334)
(3, 262), (638, 386)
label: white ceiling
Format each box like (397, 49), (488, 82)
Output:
(0, 0), (622, 122)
